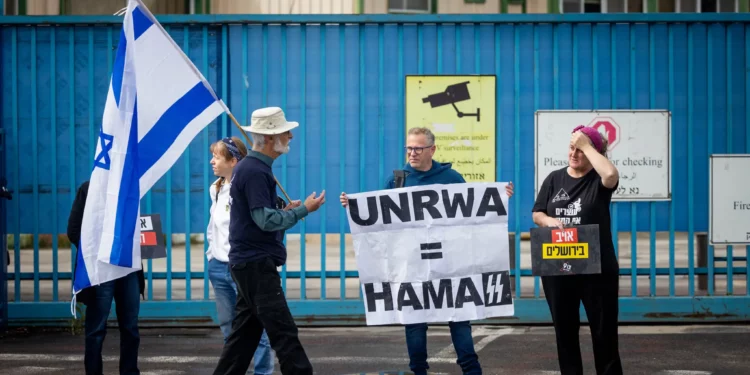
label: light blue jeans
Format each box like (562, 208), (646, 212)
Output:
(209, 258), (275, 374)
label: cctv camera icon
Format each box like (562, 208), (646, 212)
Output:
(422, 81), (480, 122)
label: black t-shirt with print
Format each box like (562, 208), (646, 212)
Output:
(532, 167), (620, 275)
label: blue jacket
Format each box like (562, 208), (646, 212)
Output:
(384, 160), (465, 189)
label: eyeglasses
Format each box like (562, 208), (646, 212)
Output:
(405, 145), (433, 155)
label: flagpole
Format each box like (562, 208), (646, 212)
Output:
(225, 111), (296, 207)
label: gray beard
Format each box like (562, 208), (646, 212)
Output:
(273, 137), (290, 154)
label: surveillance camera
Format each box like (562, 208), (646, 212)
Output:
(421, 81), (480, 122)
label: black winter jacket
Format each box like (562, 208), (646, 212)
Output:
(67, 181), (145, 305)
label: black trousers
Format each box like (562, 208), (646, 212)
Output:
(541, 272), (623, 375)
(212, 256), (313, 375)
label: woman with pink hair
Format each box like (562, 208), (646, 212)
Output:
(531, 125), (623, 375)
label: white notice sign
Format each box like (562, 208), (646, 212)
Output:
(535, 110), (671, 201)
(345, 183), (514, 326)
(709, 155), (750, 245)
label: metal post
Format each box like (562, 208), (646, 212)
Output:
(509, 232), (516, 293)
(696, 232), (708, 291)
(0, 128), (7, 332)
(0, 213), (6, 332)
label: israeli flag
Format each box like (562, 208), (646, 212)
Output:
(72, 0), (226, 313)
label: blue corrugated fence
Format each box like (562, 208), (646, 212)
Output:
(2, 13), (750, 325)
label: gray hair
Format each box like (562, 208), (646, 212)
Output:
(407, 127), (435, 146)
(250, 132), (266, 149)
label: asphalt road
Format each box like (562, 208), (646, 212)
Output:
(1, 324), (749, 374)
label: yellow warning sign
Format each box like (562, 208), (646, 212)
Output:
(405, 75), (496, 182)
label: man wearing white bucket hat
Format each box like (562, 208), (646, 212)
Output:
(212, 107), (324, 375)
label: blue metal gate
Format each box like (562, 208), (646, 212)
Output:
(2, 13), (750, 326)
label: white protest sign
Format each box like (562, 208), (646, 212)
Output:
(709, 155), (750, 245)
(535, 110), (671, 201)
(346, 182), (514, 326)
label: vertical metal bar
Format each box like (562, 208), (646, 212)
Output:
(630, 25), (637, 298)
(68, 28), (75, 290)
(12, 27), (20, 302)
(573, 25), (578, 108)
(474, 23), (480, 73)
(378, 24), (384, 196)
(51, 28), (59, 302)
(31, 26), (39, 302)
(398, 23), (405, 162)
(456, 23), (461, 73)
(321, 24), (327, 300)
(339, 23), (346, 300)
(533, 24), (540, 298)
(182, 26), (194, 301)
(165, 25), (173, 301)
(281, 25), (288, 292)
(687, 24), (695, 297)
(514, 26), (521, 299)
(726, 25), (733, 296)
(649, 24), (657, 297)
(554, 24), (559, 109)
(242, 25), (247, 124)
(611, 25), (619, 260)
(359, 24), (365, 193)
(437, 24), (442, 74)
(418, 24), (423, 74)
(593, 25), (598, 132)
(668, 24), (675, 297)
(88, 29), (94, 172)
(707, 25), (714, 297)
(300, 24), (307, 300)
(262, 24), (268, 107)
(202, 25), (211, 301)
(107, 28), (112, 74)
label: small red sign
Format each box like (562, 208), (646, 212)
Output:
(551, 228), (578, 243)
(586, 116), (621, 150)
(140, 232), (157, 246)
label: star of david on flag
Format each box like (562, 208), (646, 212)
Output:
(72, 0), (229, 315)
(94, 129), (114, 170)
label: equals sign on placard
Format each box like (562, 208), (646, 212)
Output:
(421, 242), (443, 259)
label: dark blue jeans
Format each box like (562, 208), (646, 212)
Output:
(84, 271), (141, 375)
(405, 321), (481, 375)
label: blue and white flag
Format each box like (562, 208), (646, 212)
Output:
(72, 0), (226, 313)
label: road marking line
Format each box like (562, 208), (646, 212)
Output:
(434, 327), (514, 360)
(8, 366), (65, 374)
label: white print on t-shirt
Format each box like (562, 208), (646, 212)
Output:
(556, 198), (582, 217)
(552, 188), (570, 203)
(556, 217), (582, 226)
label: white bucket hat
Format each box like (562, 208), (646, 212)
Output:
(241, 107), (299, 135)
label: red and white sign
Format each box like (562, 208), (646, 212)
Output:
(552, 228), (579, 243)
(587, 117), (620, 151)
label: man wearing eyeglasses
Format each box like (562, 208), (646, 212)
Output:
(340, 126), (514, 375)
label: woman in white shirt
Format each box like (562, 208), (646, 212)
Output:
(206, 137), (274, 374)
